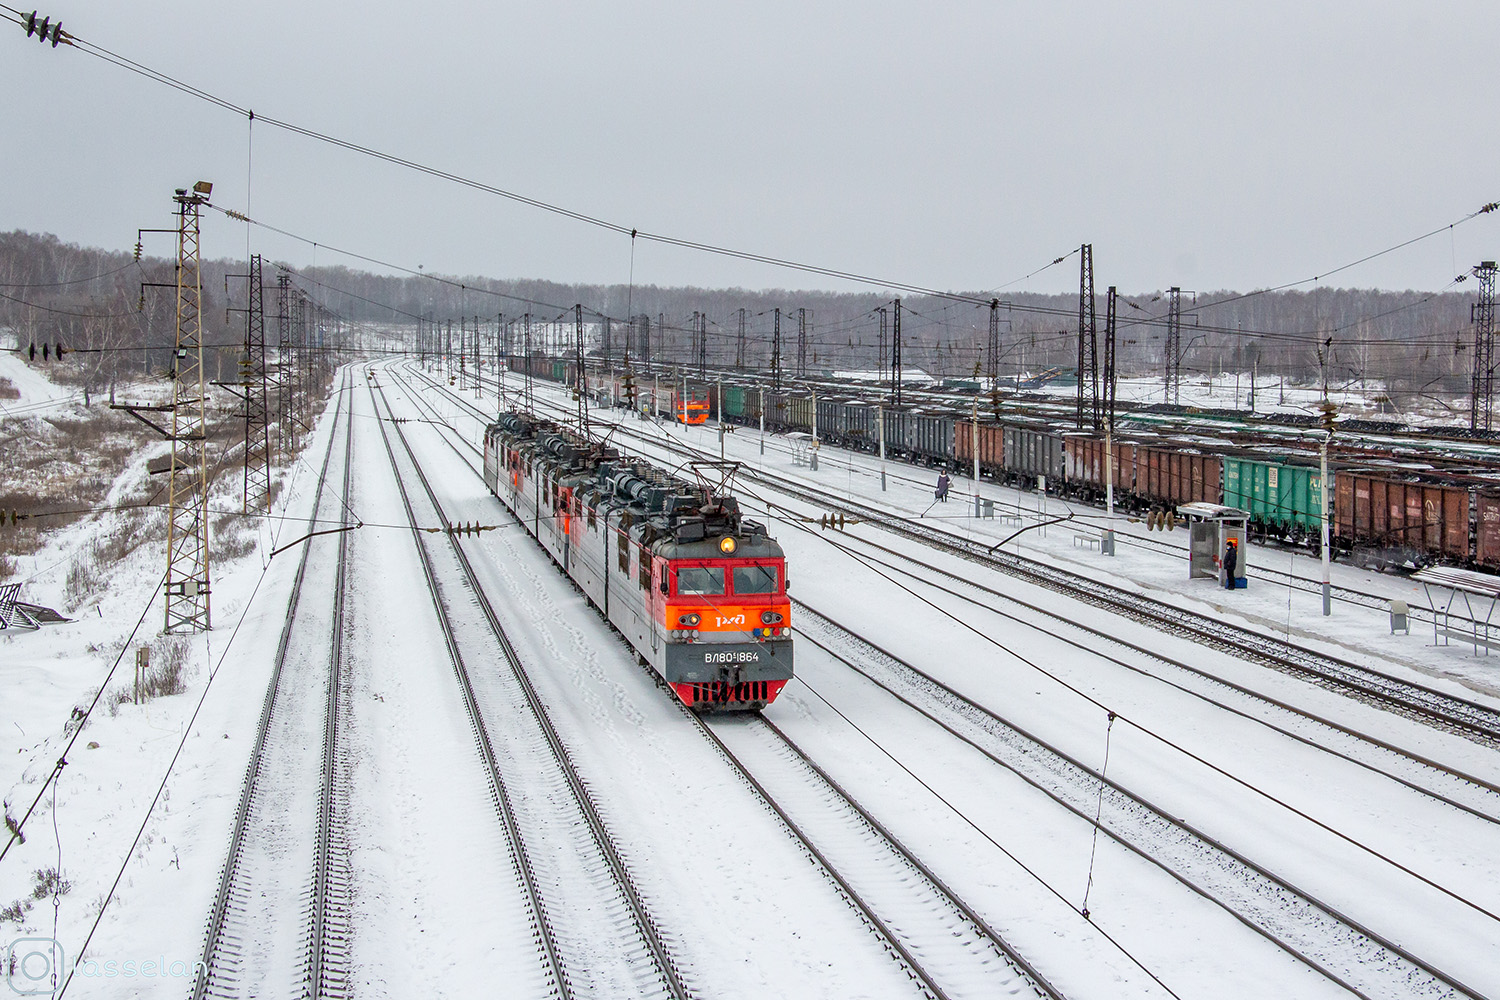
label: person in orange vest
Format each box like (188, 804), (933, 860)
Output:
(1223, 537), (1239, 589)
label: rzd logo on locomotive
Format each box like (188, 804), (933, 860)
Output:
(715, 613), (746, 627)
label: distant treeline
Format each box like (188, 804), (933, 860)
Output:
(0, 229), (1480, 408)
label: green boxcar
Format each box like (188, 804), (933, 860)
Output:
(724, 386), (747, 420)
(551, 360), (568, 382)
(1222, 456), (1323, 535)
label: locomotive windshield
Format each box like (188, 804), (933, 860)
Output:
(732, 565), (780, 594)
(676, 566), (726, 595)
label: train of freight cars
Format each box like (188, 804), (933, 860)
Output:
(483, 409), (792, 711)
(503, 358), (1499, 573)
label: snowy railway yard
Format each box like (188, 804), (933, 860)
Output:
(5, 357), (1500, 999)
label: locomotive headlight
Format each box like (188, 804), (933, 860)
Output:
(719, 536), (737, 554)
(678, 613), (701, 626)
(760, 611), (784, 625)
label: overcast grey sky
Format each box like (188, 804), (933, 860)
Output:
(3, 1), (1497, 297)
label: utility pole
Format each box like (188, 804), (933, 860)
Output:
(1471, 260), (1497, 432)
(164, 183), (213, 633)
(797, 307), (808, 378)
(877, 306), (888, 383)
(986, 298), (1000, 390)
(601, 315), (611, 363)
(736, 308), (746, 369)
(1076, 244), (1099, 430)
(892, 298), (903, 407)
(771, 308), (782, 392)
(1165, 286), (1183, 405)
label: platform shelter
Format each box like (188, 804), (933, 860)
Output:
(1176, 503), (1250, 588)
(1412, 566), (1500, 656)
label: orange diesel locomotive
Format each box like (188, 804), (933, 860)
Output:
(483, 411), (792, 711)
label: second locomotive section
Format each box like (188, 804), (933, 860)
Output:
(483, 411), (793, 711)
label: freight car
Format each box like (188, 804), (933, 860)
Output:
(511, 360), (1500, 575)
(1335, 470), (1469, 570)
(1222, 454), (1323, 543)
(484, 411), (792, 710)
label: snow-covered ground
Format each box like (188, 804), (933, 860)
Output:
(4, 353), (1498, 999)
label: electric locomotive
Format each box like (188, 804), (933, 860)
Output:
(483, 411), (792, 711)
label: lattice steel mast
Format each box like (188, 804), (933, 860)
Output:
(1472, 261), (1497, 432)
(574, 303), (590, 435)
(771, 308), (782, 392)
(277, 273), (295, 453)
(1165, 286), (1183, 404)
(891, 298), (903, 407)
(736, 308), (746, 369)
(165, 183), (213, 633)
(241, 254), (271, 512)
(986, 298), (1001, 390)
(797, 307), (807, 378)
(1076, 244), (1099, 430)
(1104, 286), (1118, 432)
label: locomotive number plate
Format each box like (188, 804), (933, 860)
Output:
(702, 650), (761, 665)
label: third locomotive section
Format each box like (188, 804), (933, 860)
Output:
(483, 410), (793, 712)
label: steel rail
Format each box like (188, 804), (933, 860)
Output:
(705, 713), (1062, 1000)
(389, 364), (979, 1000)
(368, 371), (689, 1000)
(481, 375), (1500, 749)
(804, 529), (1500, 819)
(364, 372), (572, 998)
(307, 371), (357, 998)
(192, 374), (352, 1000)
(792, 603), (1490, 1000)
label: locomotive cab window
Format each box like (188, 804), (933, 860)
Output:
(676, 566), (725, 595)
(732, 564), (780, 595)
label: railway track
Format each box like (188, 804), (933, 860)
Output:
(484, 378), (1500, 750)
(696, 714), (1059, 1000)
(797, 527), (1500, 820)
(194, 376), (356, 1000)
(401, 363), (1500, 995)
(791, 600), (1492, 1000)
(388, 365), (1071, 999)
(368, 373), (691, 1000)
